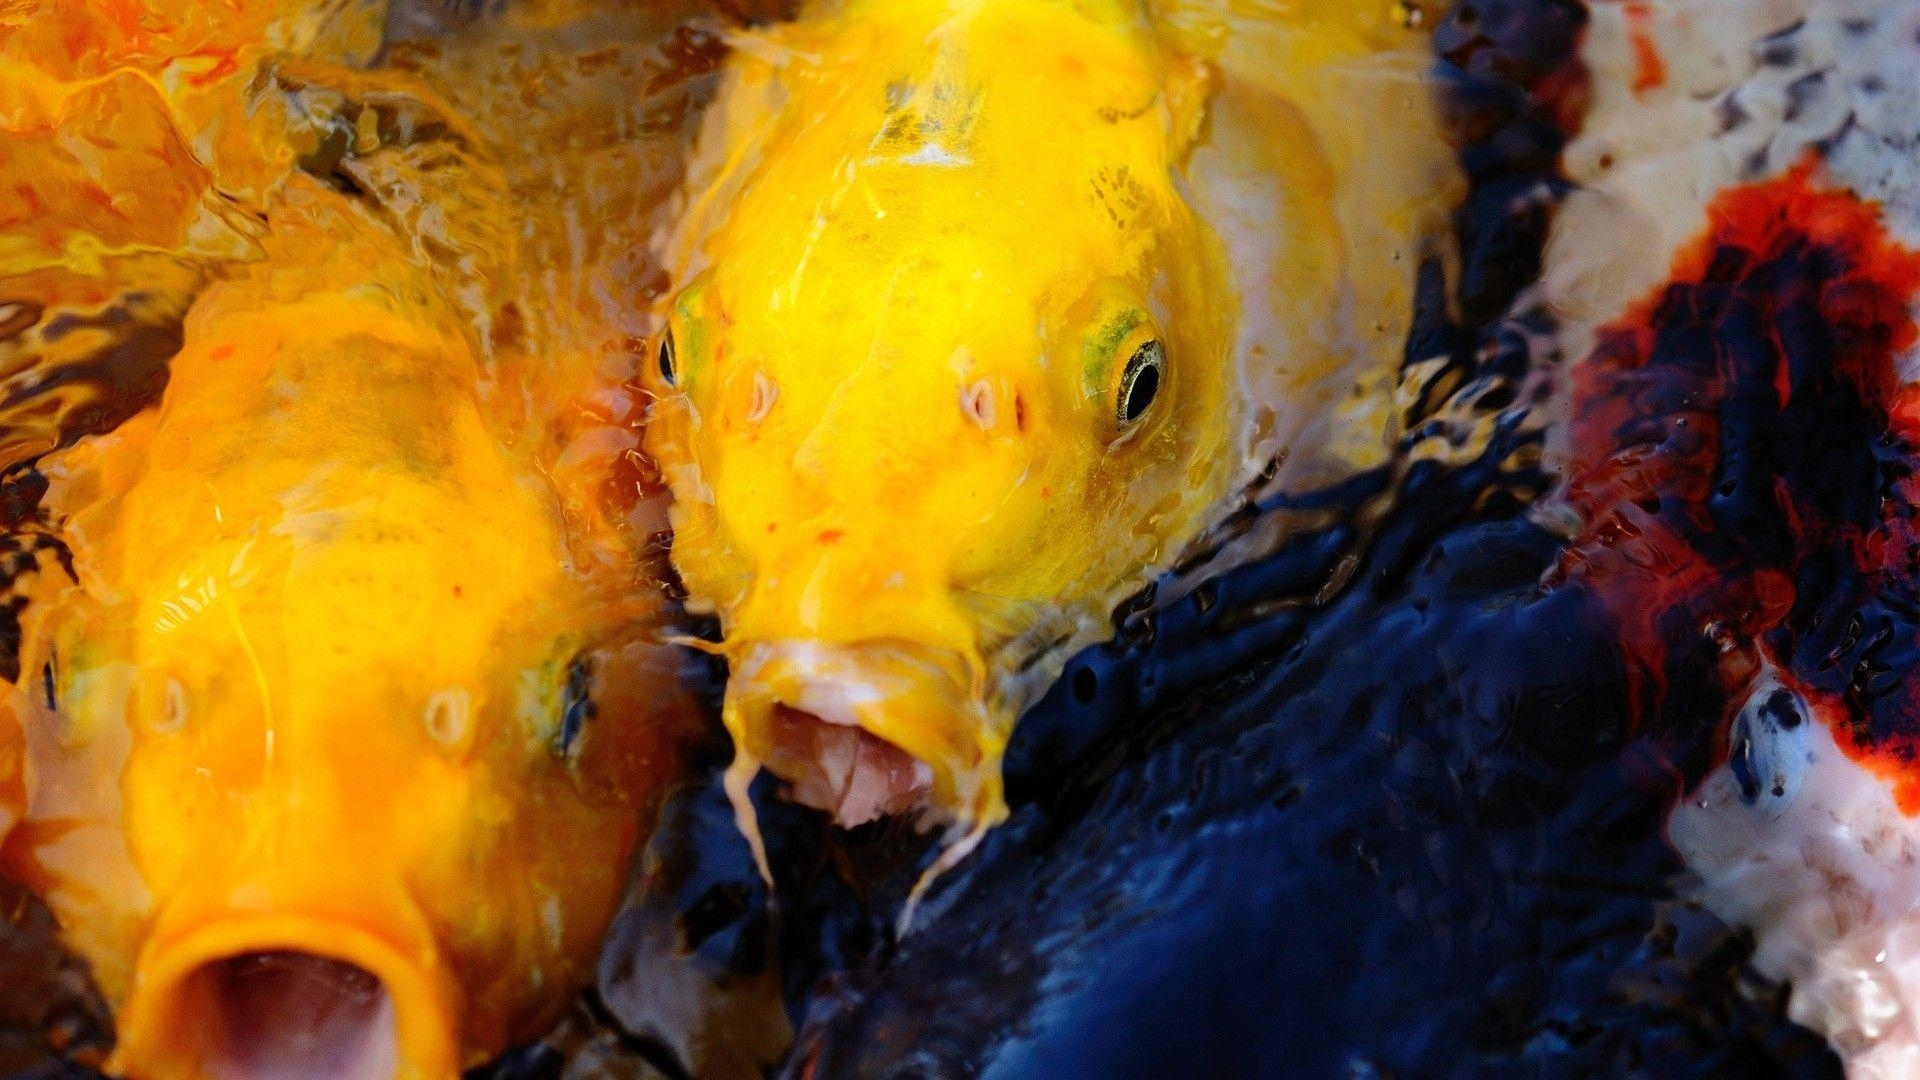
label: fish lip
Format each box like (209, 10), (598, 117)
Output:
(738, 641), (901, 727)
(725, 638), (1001, 827)
(112, 911), (463, 1080)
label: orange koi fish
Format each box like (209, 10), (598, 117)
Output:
(0, 4), (704, 1075)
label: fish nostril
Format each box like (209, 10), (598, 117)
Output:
(422, 687), (473, 755)
(746, 370), (779, 423)
(961, 380), (995, 429)
(154, 677), (189, 734)
(184, 951), (398, 1080)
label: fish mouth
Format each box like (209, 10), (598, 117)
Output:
(112, 914), (460, 1080)
(725, 639), (1002, 828)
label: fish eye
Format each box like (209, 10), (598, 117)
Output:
(657, 327), (678, 387)
(1116, 340), (1164, 425)
(556, 654), (596, 754)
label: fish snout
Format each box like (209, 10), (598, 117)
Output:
(112, 904), (460, 1080)
(725, 640), (1002, 828)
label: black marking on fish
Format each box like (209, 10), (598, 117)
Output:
(1718, 95), (1751, 134)
(1756, 21), (1806, 68)
(1763, 687), (1803, 730)
(1783, 71), (1827, 124)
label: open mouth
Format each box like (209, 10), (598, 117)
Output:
(724, 639), (993, 828)
(113, 916), (459, 1080)
(181, 951), (397, 1080)
(764, 701), (935, 827)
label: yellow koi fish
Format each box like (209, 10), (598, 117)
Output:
(642, 0), (1458, 843)
(0, 5), (704, 1076)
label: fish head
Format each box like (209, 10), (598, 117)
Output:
(9, 286), (697, 1079)
(645, 4), (1236, 828)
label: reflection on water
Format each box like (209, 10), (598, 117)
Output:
(5, 0), (1920, 1077)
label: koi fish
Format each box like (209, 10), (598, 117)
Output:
(642, 0), (1460, 845)
(1549, 2), (1920, 1073)
(0, 6), (703, 1077)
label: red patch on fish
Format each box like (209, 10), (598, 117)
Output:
(1623, 2), (1665, 95)
(1556, 161), (1920, 807)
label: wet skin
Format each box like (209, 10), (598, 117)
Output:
(643, 0), (1453, 840)
(0, 188), (700, 1080)
(0, 6), (704, 1075)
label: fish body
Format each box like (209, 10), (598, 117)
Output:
(1548, 2), (1920, 1073)
(645, 0), (1456, 834)
(0, 7), (702, 1077)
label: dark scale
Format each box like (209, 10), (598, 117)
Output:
(1782, 71), (1827, 123)
(1756, 21), (1806, 68)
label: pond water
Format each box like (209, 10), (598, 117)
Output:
(4, 0), (1913, 1077)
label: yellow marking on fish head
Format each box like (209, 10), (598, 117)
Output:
(4, 199), (699, 1080)
(646, 1), (1236, 829)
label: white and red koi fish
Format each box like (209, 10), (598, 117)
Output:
(1549, 2), (1920, 1074)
